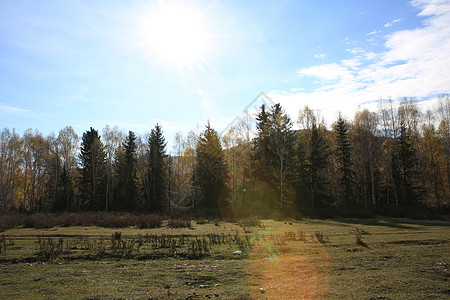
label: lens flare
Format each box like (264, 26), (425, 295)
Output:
(245, 222), (330, 299)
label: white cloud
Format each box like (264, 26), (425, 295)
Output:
(341, 58), (362, 69)
(346, 47), (365, 54)
(297, 63), (353, 81)
(314, 53), (327, 59)
(413, 0), (450, 17)
(270, 0), (450, 125)
(363, 52), (379, 60)
(366, 30), (380, 35)
(384, 18), (402, 27)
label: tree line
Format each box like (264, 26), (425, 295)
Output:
(0, 95), (449, 217)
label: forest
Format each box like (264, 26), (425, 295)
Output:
(0, 96), (449, 218)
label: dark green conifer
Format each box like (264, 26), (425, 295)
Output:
(146, 124), (168, 213)
(334, 115), (356, 207)
(53, 166), (74, 212)
(79, 127), (107, 210)
(395, 123), (421, 206)
(114, 131), (138, 211)
(193, 122), (228, 214)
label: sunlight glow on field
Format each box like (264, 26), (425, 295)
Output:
(244, 223), (330, 299)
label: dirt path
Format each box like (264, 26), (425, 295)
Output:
(245, 223), (330, 299)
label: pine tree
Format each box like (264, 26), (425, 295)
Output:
(145, 124), (168, 213)
(52, 166), (74, 212)
(395, 122), (421, 206)
(293, 131), (308, 210)
(250, 104), (273, 212)
(308, 122), (330, 208)
(113, 131), (138, 211)
(294, 108), (331, 210)
(334, 115), (356, 207)
(193, 122), (228, 215)
(266, 103), (295, 210)
(253, 104), (270, 167)
(252, 103), (295, 211)
(79, 127), (107, 210)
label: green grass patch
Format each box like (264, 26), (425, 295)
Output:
(0, 217), (449, 299)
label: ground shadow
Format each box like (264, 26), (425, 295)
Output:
(329, 217), (450, 230)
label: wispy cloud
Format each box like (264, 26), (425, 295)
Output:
(298, 63), (353, 81)
(366, 30), (380, 35)
(384, 18), (402, 28)
(270, 0), (450, 124)
(0, 104), (32, 115)
(346, 47), (365, 55)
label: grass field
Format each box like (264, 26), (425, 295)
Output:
(0, 217), (449, 299)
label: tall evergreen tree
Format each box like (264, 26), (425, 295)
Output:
(145, 124), (168, 213)
(193, 122), (228, 214)
(79, 127), (107, 210)
(295, 112), (330, 210)
(394, 122), (421, 206)
(252, 103), (295, 211)
(334, 115), (356, 207)
(113, 131), (138, 211)
(250, 104), (273, 212)
(266, 103), (295, 210)
(308, 122), (330, 208)
(53, 166), (74, 212)
(253, 104), (270, 167)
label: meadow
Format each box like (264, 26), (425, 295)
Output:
(0, 216), (449, 299)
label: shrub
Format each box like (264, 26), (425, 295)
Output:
(190, 237), (211, 258)
(110, 231), (136, 256)
(136, 214), (164, 229)
(0, 214), (22, 232)
(196, 219), (208, 225)
(0, 235), (6, 254)
(36, 237), (64, 259)
(24, 213), (57, 228)
(314, 231), (329, 243)
(17, 212), (165, 229)
(167, 218), (192, 228)
(238, 216), (262, 228)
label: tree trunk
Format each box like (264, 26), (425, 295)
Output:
(370, 162), (376, 207)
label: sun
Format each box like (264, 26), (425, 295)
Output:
(143, 3), (208, 67)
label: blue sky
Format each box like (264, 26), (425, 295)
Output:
(1, 0), (449, 149)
